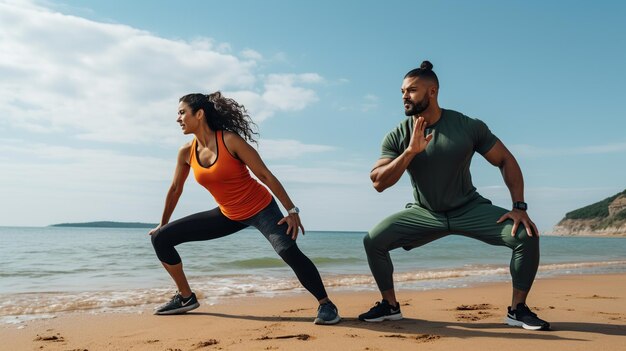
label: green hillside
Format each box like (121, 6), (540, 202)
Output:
(50, 221), (157, 228)
(565, 189), (626, 219)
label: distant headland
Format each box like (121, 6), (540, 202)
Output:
(50, 221), (158, 228)
(552, 189), (626, 237)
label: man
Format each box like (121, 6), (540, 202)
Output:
(358, 61), (549, 331)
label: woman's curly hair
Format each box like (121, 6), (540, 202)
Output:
(179, 92), (259, 143)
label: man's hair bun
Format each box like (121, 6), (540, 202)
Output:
(420, 60), (433, 71)
(404, 60), (439, 86)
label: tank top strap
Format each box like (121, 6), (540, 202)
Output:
(216, 130), (239, 162)
(189, 137), (197, 165)
(216, 130), (225, 150)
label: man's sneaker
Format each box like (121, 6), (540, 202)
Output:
(358, 300), (403, 322)
(153, 292), (199, 315)
(314, 301), (341, 325)
(505, 303), (550, 330)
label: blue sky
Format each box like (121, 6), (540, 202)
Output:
(0, 0), (624, 231)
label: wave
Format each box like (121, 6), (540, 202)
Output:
(221, 257), (285, 269)
(221, 256), (361, 269)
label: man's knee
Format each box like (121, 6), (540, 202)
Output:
(511, 228), (540, 252)
(363, 229), (390, 253)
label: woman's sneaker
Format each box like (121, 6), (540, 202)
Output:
(505, 303), (550, 330)
(358, 300), (403, 322)
(314, 301), (341, 325)
(154, 292), (199, 315)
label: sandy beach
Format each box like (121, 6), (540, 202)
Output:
(1, 273), (624, 351)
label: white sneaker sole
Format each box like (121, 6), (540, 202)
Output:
(154, 302), (200, 315)
(361, 313), (403, 323)
(505, 316), (544, 330)
(314, 314), (341, 325)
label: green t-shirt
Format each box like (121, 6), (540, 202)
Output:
(380, 108), (498, 212)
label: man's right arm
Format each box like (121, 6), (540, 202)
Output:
(370, 153), (417, 192)
(370, 116), (432, 192)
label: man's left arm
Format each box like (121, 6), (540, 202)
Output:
(482, 140), (539, 237)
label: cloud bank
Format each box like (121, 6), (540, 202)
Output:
(0, 1), (322, 144)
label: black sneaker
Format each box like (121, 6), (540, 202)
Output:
(505, 303), (550, 330)
(314, 301), (341, 325)
(153, 292), (199, 315)
(358, 300), (403, 322)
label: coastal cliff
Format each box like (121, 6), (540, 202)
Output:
(552, 189), (626, 236)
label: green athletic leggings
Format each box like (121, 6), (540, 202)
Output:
(363, 197), (539, 292)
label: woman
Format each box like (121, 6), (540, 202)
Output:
(149, 92), (340, 325)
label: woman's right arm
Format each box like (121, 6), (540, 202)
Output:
(149, 144), (191, 235)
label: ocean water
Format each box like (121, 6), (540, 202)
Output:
(1, 226), (625, 324)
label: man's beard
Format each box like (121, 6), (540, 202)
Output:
(404, 96), (430, 116)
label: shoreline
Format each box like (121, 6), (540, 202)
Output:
(2, 273), (624, 350)
(2, 259), (625, 322)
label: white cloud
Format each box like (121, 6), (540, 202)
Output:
(0, 1), (323, 144)
(270, 165), (369, 185)
(258, 139), (334, 160)
(241, 49), (263, 61)
(226, 73), (323, 120)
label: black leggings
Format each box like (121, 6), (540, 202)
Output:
(151, 200), (328, 301)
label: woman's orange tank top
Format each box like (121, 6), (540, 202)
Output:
(189, 130), (272, 220)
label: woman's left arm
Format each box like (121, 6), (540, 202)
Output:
(225, 132), (304, 239)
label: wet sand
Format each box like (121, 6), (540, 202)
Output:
(2, 273), (625, 350)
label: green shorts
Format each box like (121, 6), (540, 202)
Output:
(364, 197), (540, 291)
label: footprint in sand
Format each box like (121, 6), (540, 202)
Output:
(455, 304), (493, 311)
(381, 334), (442, 343)
(455, 311), (493, 321)
(581, 294), (618, 299)
(415, 334), (442, 343)
(256, 334), (312, 341)
(34, 333), (65, 342)
(454, 304), (494, 321)
(282, 308), (311, 313)
(193, 339), (219, 348)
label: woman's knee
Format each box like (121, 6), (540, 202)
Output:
(150, 229), (161, 249)
(150, 227), (172, 254)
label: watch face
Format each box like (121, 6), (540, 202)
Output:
(514, 202), (527, 210)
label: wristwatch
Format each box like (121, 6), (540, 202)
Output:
(513, 201), (528, 211)
(288, 206), (300, 215)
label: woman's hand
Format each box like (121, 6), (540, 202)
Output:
(278, 214), (305, 240)
(148, 225), (162, 236)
